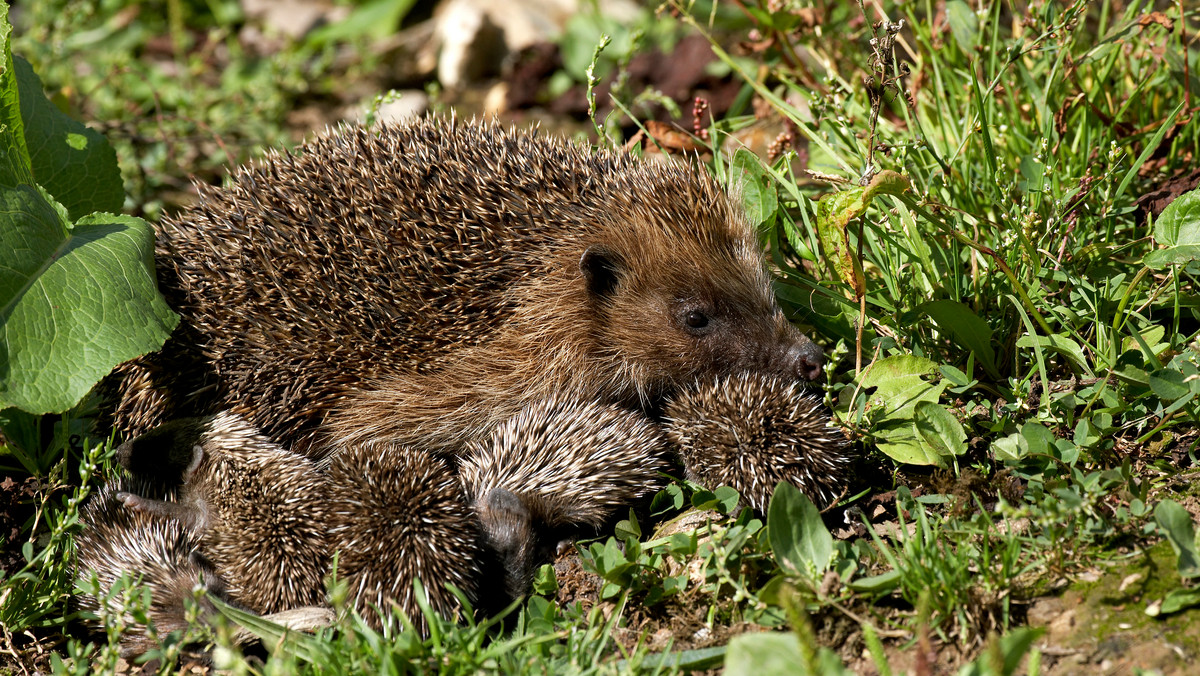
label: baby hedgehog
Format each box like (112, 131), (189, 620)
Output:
(108, 116), (825, 462)
(75, 483), (228, 656)
(458, 394), (671, 600)
(664, 372), (851, 512)
(325, 444), (483, 633)
(114, 411), (329, 614)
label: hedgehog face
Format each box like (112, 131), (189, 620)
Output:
(580, 230), (823, 404)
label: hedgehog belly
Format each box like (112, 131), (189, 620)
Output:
(663, 371), (852, 512)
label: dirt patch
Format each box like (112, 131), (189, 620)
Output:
(1025, 541), (1200, 675)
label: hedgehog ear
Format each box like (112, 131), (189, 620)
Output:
(580, 245), (622, 298)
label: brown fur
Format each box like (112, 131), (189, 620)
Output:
(109, 117), (823, 460)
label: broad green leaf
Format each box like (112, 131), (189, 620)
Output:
(1112, 362), (1151, 387)
(1153, 188), (1200, 246)
(0, 2), (32, 186)
(1150, 369), (1191, 402)
(916, 300), (999, 378)
(1020, 422), (1056, 456)
(1016, 333), (1093, 376)
(15, 56), (122, 220)
(732, 148), (778, 228)
(1155, 499), (1200, 579)
(1018, 154), (1045, 193)
(1123, 324), (1168, 358)
(1144, 244), (1200, 269)
(945, 0), (979, 56)
(847, 569), (901, 594)
(1160, 587), (1200, 615)
(991, 432), (1023, 463)
(0, 185), (178, 413)
(725, 633), (802, 675)
(874, 419), (949, 466)
(713, 485), (740, 514)
(913, 401), (967, 459)
(858, 354), (946, 420)
(767, 482), (832, 578)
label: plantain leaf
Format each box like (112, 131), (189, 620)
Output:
(916, 299), (1000, 378)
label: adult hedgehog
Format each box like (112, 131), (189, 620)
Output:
(109, 117), (823, 460)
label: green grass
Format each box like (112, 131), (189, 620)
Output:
(3, 0), (1200, 673)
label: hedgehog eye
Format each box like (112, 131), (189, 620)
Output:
(685, 310), (710, 330)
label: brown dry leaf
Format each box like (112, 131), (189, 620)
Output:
(1136, 167), (1200, 219)
(1137, 11), (1174, 30)
(643, 121), (704, 154)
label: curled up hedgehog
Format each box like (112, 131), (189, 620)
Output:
(664, 371), (852, 512)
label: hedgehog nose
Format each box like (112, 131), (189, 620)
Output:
(790, 338), (825, 382)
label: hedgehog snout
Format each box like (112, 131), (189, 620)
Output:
(789, 334), (825, 382)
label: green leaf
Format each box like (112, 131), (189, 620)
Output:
(847, 569), (901, 594)
(1018, 154), (1045, 193)
(873, 420), (948, 466)
(1160, 587), (1200, 615)
(1150, 369), (1191, 402)
(15, 56), (122, 220)
(714, 485), (741, 514)
(1016, 333), (1094, 376)
(1152, 186), (1200, 247)
(0, 2), (32, 187)
(732, 148), (778, 228)
(858, 354), (946, 419)
(991, 432), (1023, 463)
(724, 633), (803, 676)
(945, 0), (979, 56)
(816, 188), (866, 296)
(859, 356), (958, 466)
(1145, 244), (1200, 269)
(1155, 499), (1200, 579)
(531, 564), (557, 596)
(1145, 186), (1200, 269)
(915, 300), (999, 378)
(767, 482), (832, 578)
(0, 185), (178, 413)
(912, 401), (967, 459)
